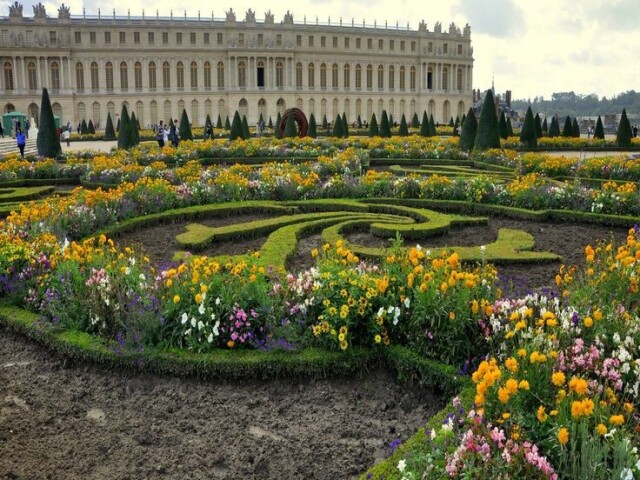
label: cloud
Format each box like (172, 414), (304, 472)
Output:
(594, 0), (640, 30)
(454, 0), (524, 38)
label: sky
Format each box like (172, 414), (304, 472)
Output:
(4, 0), (639, 100)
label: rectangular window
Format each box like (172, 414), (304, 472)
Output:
(89, 31), (96, 44)
(190, 32), (196, 44)
(321, 36), (326, 47)
(367, 38), (372, 49)
(119, 31), (125, 44)
(204, 32), (210, 44)
(238, 33), (244, 46)
(389, 40), (394, 50)
(162, 32), (169, 44)
(443, 43), (448, 54)
(344, 37), (350, 48)
(308, 35), (314, 47)
(378, 39), (383, 50)
(332, 36), (338, 48)
(428, 42), (433, 53)
(104, 31), (111, 44)
(400, 40), (405, 51)
(49, 31), (57, 45)
(134, 32), (140, 44)
(148, 32), (154, 44)
(411, 41), (416, 52)
(176, 33), (182, 45)
(457, 44), (463, 55)
(296, 35), (302, 47)
(217, 33), (223, 45)
(258, 34), (263, 46)
(356, 38), (361, 49)
(74, 31), (81, 44)
(276, 34), (282, 46)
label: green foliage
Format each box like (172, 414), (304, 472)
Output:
(283, 111), (298, 138)
(572, 117), (580, 137)
(242, 115), (250, 139)
(616, 108), (632, 147)
(216, 114), (223, 129)
(448, 116), (455, 127)
(258, 113), (264, 124)
(308, 113), (317, 138)
(498, 111), (508, 139)
(204, 114), (213, 138)
(322, 114), (328, 130)
(562, 115), (573, 137)
(420, 111), (430, 137)
(104, 112), (116, 140)
(411, 112), (420, 128)
(268, 116), (273, 129)
(178, 109), (193, 141)
(332, 115), (344, 137)
(88, 119), (96, 135)
(80, 119), (88, 134)
(389, 114), (394, 126)
(116, 104), (136, 150)
(369, 113), (379, 137)
(224, 116), (231, 130)
(275, 112), (282, 139)
(342, 113), (349, 138)
(461, 114), (466, 126)
(519, 106), (538, 149)
(548, 116), (561, 137)
(116, 118), (120, 132)
(429, 114), (437, 136)
(380, 110), (391, 138)
(594, 115), (605, 139)
(229, 111), (244, 141)
(506, 117), (514, 137)
(542, 116), (548, 133)
(474, 89), (501, 150)
(357, 114), (362, 128)
(398, 114), (409, 136)
(459, 107), (477, 151)
(130, 112), (140, 144)
(534, 112), (542, 138)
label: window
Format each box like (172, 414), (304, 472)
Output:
(378, 39), (383, 49)
(51, 61), (60, 92)
(176, 33), (182, 45)
(162, 61), (170, 89)
(134, 62), (142, 90)
(333, 36), (338, 48)
(258, 34), (263, 46)
(443, 43), (448, 54)
(427, 66), (433, 89)
(238, 33), (244, 46)
(105, 62), (114, 90)
(276, 34), (282, 46)
(344, 37), (350, 48)
(343, 64), (350, 89)
(399, 66), (405, 90)
(190, 32), (196, 44)
(366, 64), (373, 89)
(296, 62), (302, 88)
(75, 62), (84, 92)
(377, 65), (384, 89)
(204, 32), (210, 44)
(356, 38), (361, 49)
(217, 33), (223, 45)
(355, 64), (361, 89)
(442, 67), (448, 90)
(457, 68), (463, 91)
(27, 61), (37, 90)
(332, 63), (338, 89)
(296, 35), (302, 47)
(428, 42), (433, 53)
(308, 63), (315, 88)
(400, 40), (405, 51)
(119, 32), (125, 44)
(367, 38), (372, 49)
(148, 32), (154, 44)
(90, 62), (99, 91)
(133, 31), (140, 44)
(320, 63), (327, 89)
(104, 31), (111, 44)
(50, 31), (57, 45)
(388, 65), (394, 89)
(176, 61), (184, 89)
(90, 31), (96, 44)
(3, 61), (13, 90)
(458, 44), (463, 55)
(217, 61), (224, 88)
(276, 61), (284, 88)
(321, 36), (326, 47)
(411, 41), (416, 52)
(74, 31), (81, 43)
(190, 62), (198, 90)
(120, 61), (128, 90)
(308, 36), (314, 47)
(148, 62), (156, 90)
(238, 60), (246, 88)
(390, 40), (394, 50)
(204, 61), (211, 89)
(257, 60), (265, 87)
(162, 32), (169, 44)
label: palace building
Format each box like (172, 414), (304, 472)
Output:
(0, 3), (474, 128)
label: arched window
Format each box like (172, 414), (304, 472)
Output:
(204, 99), (212, 119)
(457, 68), (463, 91)
(443, 100), (450, 124)
(238, 60), (246, 88)
(427, 66), (433, 90)
(28, 103), (39, 122)
(51, 61), (60, 92)
(204, 62), (212, 90)
(410, 66), (416, 90)
(367, 99), (373, 119)
(258, 98), (267, 119)
(344, 98), (350, 119)
(77, 102), (86, 122)
(308, 98), (315, 116)
(276, 97), (286, 115)
(148, 62), (156, 91)
(308, 63), (315, 88)
(399, 66), (406, 90)
(355, 64), (361, 90)
(164, 100), (171, 121)
(296, 62), (302, 88)
(217, 62), (225, 88)
(150, 100), (158, 124)
(178, 100), (185, 117)
(428, 99), (436, 117)
(3, 61), (14, 90)
(343, 64), (350, 90)
(218, 99), (226, 119)
(107, 101), (115, 120)
(163, 62), (171, 89)
(389, 99), (395, 119)
(191, 100), (199, 125)
(458, 101), (465, 118)
(378, 99), (384, 118)
(27, 61), (37, 90)
(105, 62), (114, 91)
(366, 64), (373, 90)
(91, 62), (99, 91)
(332, 98), (339, 119)
(119, 61), (128, 91)
(442, 67), (449, 91)
(75, 62), (84, 92)
(52, 102), (62, 119)
(332, 63), (338, 89)
(239, 98), (248, 117)
(377, 65), (384, 90)
(134, 62), (142, 91)
(190, 61), (198, 90)
(135, 101), (143, 125)
(93, 102), (101, 126)
(388, 65), (395, 90)
(321, 98), (327, 119)
(176, 61), (184, 89)
(355, 99), (362, 118)
(320, 63), (327, 89)
(275, 61), (284, 88)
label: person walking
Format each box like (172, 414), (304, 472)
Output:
(16, 128), (26, 158)
(62, 127), (70, 147)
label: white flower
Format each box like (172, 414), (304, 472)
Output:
(184, 328), (191, 336)
(207, 333), (214, 343)
(198, 304), (205, 315)
(197, 320), (205, 331)
(124, 267), (131, 275)
(377, 307), (385, 317)
(215, 297), (221, 306)
(480, 245), (486, 253)
(181, 312), (188, 324)
(60, 237), (70, 253)
(430, 429), (436, 440)
(212, 320), (220, 336)
(397, 459), (406, 473)
(415, 244), (422, 251)
(138, 273), (146, 281)
(191, 317), (197, 328)
(404, 297), (410, 309)
(620, 468), (633, 480)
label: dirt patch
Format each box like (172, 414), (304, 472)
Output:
(0, 330), (443, 480)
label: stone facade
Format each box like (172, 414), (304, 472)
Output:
(0, 5), (473, 128)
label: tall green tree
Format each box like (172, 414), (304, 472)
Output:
(389, 114), (394, 127)
(542, 117), (548, 134)
(283, 112), (298, 138)
(571, 117), (580, 138)
(448, 117), (454, 127)
(104, 112), (116, 140)
(357, 114), (362, 128)
(342, 112), (349, 138)
(399, 114), (409, 136)
(369, 113), (379, 137)
(178, 109), (193, 141)
(506, 117), (514, 137)
(594, 116), (605, 140)
(380, 110), (391, 137)
(216, 114), (223, 129)
(498, 111), (508, 139)
(88, 119), (96, 134)
(224, 116), (231, 130)
(36, 88), (62, 158)
(420, 111), (429, 137)
(332, 114), (344, 137)
(130, 112), (140, 144)
(229, 111), (244, 141)
(520, 106), (538, 149)
(562, 115), (573, 137)
(275, 112), (282, 139)
(242, 115), (250, 139)
(204, 113), (213, 138)
(474, 89), (501, 150)
(548, 116), (561, 137)
(411, 112), (420, 128)
(534, 113), (542, 138)
(459, 107), (478, 151)
(81, 119), (88, 134)
(116, 104), (136, 150)
(322, 115), (328, 130)
(429, 114), (437, 136)
(308, 113), (317, 138)
(268, 116), (273, 129)
(616, 108), (632, 147)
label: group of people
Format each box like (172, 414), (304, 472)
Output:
(154, 120), (181, 148)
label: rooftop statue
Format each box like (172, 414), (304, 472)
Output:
(225, 8), (236, 22)
(283, 10), (293, 24)
(264, 10), (274, 24)
(58, 3), (70, 19)
(418, 20), (427, 32)
(433, 21), (442, 33)
(8, 1), (23, 18)
(448, 22), (461, 35)
(33, 2), (46, 18)
(463, 23), (471, 37)
(245, 9), (255, 23)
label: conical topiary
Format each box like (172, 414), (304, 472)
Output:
(594, 116), (605, 140)
(283, 111), (298, 138)
(179, 109), (193, 141)
(542, 117), (548, 134)
(399, 114), (409, 136)
(461, 114), (466, 127)
(411, 112), (420, 128)
(571, 117), (580, 138)
(204, 113), (212, 138)
(448, 117), (454, 127)
(459, 107), (478, 151)
(88, 119), (96, 134)
(616, 108), (632, 148)
(104, 112), (116, 140)
(224, 116), (231, 130)
(242, 115), (250, 139)
(562, 115), (573, 137)
(36, 88), (62, 158)
(498, 111), (508, 139)
(534, 113), (542, 138)
(429, 114), (437, 136)
(116, 118), (120, 132)
(308, 113), (317, 138)
(519, 106), (537, 149)
(389, 114), (394, 127)
(268, 116), (273, 129)
(130, 112), (140, 144)
(380, 110), (391, 138)
(474, 89), (501, 150)
(117, 104), (136, 150)
(357, 114), (362, 128)
(275, 112), (282, 139)
(420, 111), (429, 137)
(506, 117), (514, 137)
(342, 113), (349, 138)
(332, 114), (344, 137)
(229, 111), (244, 141)
(549, 116), (561, 137)
(81, 119), (88, 134)
(216, 114), (223, 129)
(369, 113), (379, 137)
(322, 115), (328, 130)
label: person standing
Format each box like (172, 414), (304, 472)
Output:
(16, 128), (26, 158)
(0, 122), (4, 138)
(62, 128), (70, 146)
(170, 119), (180, 147)
(156, 120), (165, 148)
(24, 119), (30, 139)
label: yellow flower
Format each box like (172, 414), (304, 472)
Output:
(518, 380), (530, 390)
(596, 423), (607, 436)
(195, 293), (202, 303)
(498, 387), (510, 404)
(502, 412), (511, 420)
(449, 311), (456, 321)
(517, 348), (527, 358)
(173, 295), (180, 304)
(552, 371), (566, 387)
(537, 406), (548, 423)
(505, 357), (518, 373)
(311, 248), (319, 258)
(609, 415), (624, 426)
(583, 316), (593, 328)
(505, 378), (518, 394)
(569, 377), (588, 396)
(557, 427), (569, 445)
(374, 334), (382, 344)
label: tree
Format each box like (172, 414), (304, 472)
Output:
(130, 112), (140, 144)
(548, 116), (561, 137)
(88, 119), (96, 134)
(461, 114), (466, 127)
(520, 106), (537, 149)
(369, 113), (379, 137)
(229, 111), (244, 141)
(224, 116), (231, 130)
(459, 107), (478, 151)
(216, 114), (223, 129)
(36, 88), (62, 158)
(389, 114), (394, 127)
(506, 117), (514, 137)
(116, 118), (121, 132)
(242, 115), (250, 139)
(542, 117), (548, 134)
(562, 115), (573, 137)
(204, 113), (213, 139)
(342, 112), (349, 138)
(332, 114), (344, 137)
(104, 112), (116, 140)
(308, 113), (317, 138)
(380, 110), (391, 137)
(322, 115), (328, 130)
(399, 114), (409, 136)
(275, 112), (282, 139)
(178, 109), (193, 141)
(283, 111), (298, 138)
(357, 114), (362, 128)
(258, 113), (264, 125)
(534, 113), (542, 138)
(448, 117), (454, 127)
(116, 104), (136, 150)
(571, 117), (580, 138)
(474, 89), (501, 150)
(498, 111), (508, 139)
(420, 111), (429, 137)
(81, 119), (88, 134)
(268, 116), (273, 129)
(616, 108), (632, 147)
(411, 112), (420, 128)
(429, 114), (437, 136)
(594, 115), (605, 140)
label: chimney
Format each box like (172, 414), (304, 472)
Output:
(505, 90), (512, 108)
